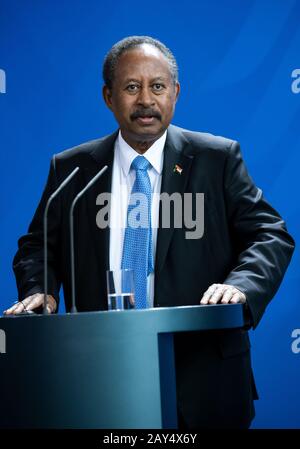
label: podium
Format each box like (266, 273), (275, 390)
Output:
(0, 304), (244, 429)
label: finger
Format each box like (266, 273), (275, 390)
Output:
(46, 305), (52, 314)
(209, 286), (225, 304)
(3, 303), (20, 315)
(200, 284), (218, 304)
(4, 296), (33, 314)
(37, 295), (56, 313)
(220, 288), (236, 304)
(4, 294), (42, 315)
(230, 292), (244, 304)
(46, 299), (56, 314)
(48, 297), (57, 313)
(27, 294), (56, 313)
(6, 302), (26, 315)
(23, 294), (44, 311)
(200, 295), (209, 305)
(9, 299), (35, 314)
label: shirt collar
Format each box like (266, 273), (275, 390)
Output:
(116, 130), (167, 177)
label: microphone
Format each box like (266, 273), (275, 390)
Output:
(43, 166), (80, 314)
(69, 165), (108, 313)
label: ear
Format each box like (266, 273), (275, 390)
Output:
(174, 82), (180, 103)
(103, 85), (113, 110)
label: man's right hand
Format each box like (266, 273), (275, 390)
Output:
(3, 293), (57, 315)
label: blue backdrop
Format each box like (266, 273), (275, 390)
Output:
(0, 0), (299, 428)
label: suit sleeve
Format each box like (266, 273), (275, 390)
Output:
(223, 141), (295, 329)
(13, 155), (62, 306)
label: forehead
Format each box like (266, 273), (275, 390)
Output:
(114, 44), (172, 81)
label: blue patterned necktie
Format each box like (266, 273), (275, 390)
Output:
(121, 155), (154, 309)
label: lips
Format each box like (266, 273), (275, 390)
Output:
(131, 109), (161, 124)
(135, 116), (157, 125)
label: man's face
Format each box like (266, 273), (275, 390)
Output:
(103, 44), (180, 149)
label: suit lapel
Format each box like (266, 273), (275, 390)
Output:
(86, 131), (118, 272)
(155, 126), (194, 275)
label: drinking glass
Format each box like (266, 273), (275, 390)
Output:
(106, 269), (135, 310)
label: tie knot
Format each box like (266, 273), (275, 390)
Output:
(131, 156), (151, 172)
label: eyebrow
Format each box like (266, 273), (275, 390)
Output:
(123, 76), (168, 84)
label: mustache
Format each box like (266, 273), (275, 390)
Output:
(130, 109), (162, 121)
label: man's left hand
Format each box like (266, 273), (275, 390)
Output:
(200, 283), (246, 305)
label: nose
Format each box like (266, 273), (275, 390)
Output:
(137, 86), (155, 107)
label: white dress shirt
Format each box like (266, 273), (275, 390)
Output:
(109, 130), (166, 307)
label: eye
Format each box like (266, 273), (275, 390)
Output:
(152, 83), (165, 92)
(126, 84), (139, 92)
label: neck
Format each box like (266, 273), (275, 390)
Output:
(120, 130), (164, 154)
(132, 140), (156, 154)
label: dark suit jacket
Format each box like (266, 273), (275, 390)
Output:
(13, 125), (295, 428)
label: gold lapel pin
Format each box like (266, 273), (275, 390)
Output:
(173, 164), (183, 175)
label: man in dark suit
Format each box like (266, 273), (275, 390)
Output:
(4, 36), (295, 428)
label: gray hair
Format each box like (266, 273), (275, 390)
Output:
(103, 36), (178, 89)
